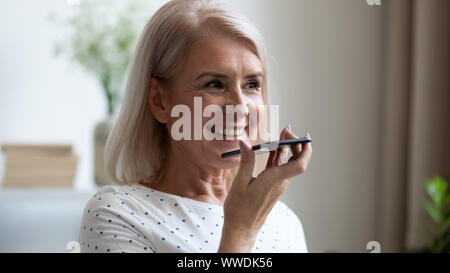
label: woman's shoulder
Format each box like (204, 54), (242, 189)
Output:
(80, 183), (158, 239)
(82, 183), (153, 215)
(79, 183), (158, 253)
(272, 200), (298, 218)
(85, 184), (132, 205)
(270, 200), (306, 234)
(270, 200), (308, 252)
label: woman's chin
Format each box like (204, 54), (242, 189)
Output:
(205, 135), (248, 169)
(208, 146), (241, 169)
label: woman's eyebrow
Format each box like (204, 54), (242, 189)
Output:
(195, 72), (228, 81)
(195, 71), (264, 81)
(244, 72), (264, 79)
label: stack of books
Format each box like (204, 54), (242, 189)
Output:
(1, 144), (78, 188)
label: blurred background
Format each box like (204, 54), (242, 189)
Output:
(0, 0), (448, 253)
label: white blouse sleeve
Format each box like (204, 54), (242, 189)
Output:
(79, 190), (156, 253)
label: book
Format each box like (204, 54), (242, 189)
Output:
(1, 144), (72, 156)
(1, 144), (78, 188)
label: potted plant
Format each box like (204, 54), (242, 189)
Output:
(422, 175), (450, 252)
(52, 2), (144, 186)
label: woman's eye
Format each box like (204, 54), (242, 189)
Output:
(204, 80), (224, 90)
(245, 81), (261, 91)
(203, 80), (261, 93)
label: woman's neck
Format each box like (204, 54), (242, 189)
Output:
(141, 145), (234, 207)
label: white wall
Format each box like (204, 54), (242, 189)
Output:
(0, 0), (105, 192)
(0, 0), (385, 252)
(0, 0), (165, 192)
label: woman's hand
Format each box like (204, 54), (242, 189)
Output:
(218, 126), (312, 253)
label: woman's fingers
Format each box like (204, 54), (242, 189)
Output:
(264, 131), (312, 182)
(278, 135), (312, 180)
(265, 149), (277, 169)
(288, 131), (311, 162)
(265, 125), (290, 169)
(263, 127), (312, 182)
(274, 126), (289, 165)
(235, 140), (256, 186)
(284, 129), (302, 156)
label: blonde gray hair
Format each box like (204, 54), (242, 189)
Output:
(105, 0), (270, 185)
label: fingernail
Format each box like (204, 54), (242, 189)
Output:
(240, 140), (250, 150)
(287, 124), (291, 131)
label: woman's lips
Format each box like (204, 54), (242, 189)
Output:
(214, 127), (245, 137)
(207, 125), (247, 140)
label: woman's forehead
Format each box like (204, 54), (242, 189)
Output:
(183, 36), (263, 78)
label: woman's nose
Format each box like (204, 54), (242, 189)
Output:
(225, 87), (250, 120)
(228, 86), (250, 107)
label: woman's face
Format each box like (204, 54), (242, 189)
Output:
(162, 35), (265, 170)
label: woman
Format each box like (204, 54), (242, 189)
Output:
(79, 0), (312, 253)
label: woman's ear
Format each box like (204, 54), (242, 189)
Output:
(147, 77), (171, 123)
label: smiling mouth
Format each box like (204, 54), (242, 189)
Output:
(207, 125), (247, 137)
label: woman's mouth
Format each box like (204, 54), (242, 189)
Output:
(207, 125), (247, 139)
(215, 127), (245, 137)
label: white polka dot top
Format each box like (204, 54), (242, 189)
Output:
(79, 183), (308, 253)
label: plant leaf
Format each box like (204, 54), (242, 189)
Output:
(443, 195), (450, 207)
(438, 218), (450, 236)
(434, 234), (450, 253)
(423, 200), (442, 224)
(425, 176), (448, 206)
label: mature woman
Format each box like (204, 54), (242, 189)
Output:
(79, 0), (312, 253)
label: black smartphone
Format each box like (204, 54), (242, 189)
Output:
(221, 136), (312, 158)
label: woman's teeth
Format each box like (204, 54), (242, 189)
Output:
(215, 128), (244, 137)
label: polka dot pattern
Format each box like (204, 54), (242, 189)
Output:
(79, 183), (308, 253)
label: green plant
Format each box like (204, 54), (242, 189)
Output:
(422, 175), (450, 252)
(51, 2), (144, 115)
